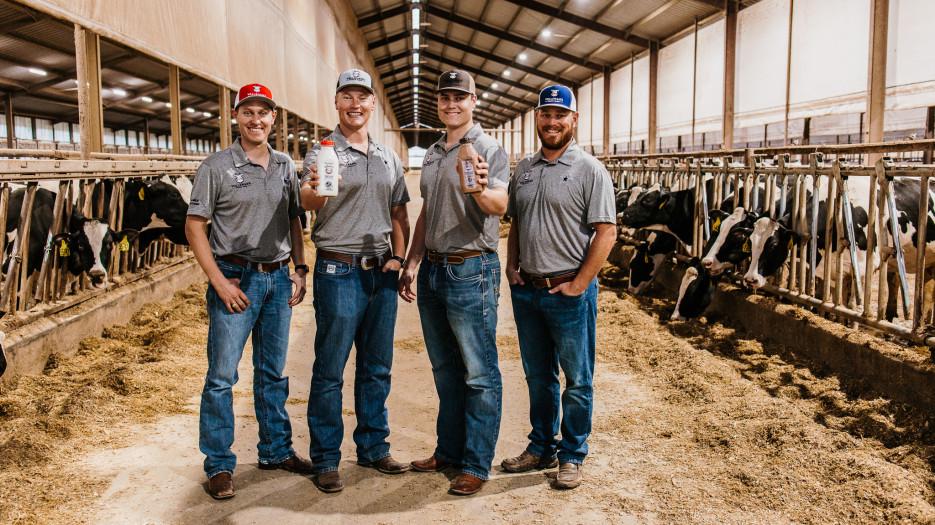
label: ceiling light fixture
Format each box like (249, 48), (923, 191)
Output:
(111, 87), (127, 97)
(141, 96), (154, 103)
(518, 52), (528, 61)
(28, 67), (47, 76)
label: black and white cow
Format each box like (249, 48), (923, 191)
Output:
(5, 187), (138, 288)
(742, 216), (798, 289)
(700, 207), (759, 275)
(627, 231), (677, 295)
(671, 257), (718, 321)
(94, 177), (191, 253)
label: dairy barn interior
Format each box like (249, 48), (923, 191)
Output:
(2, 0), (935, 523)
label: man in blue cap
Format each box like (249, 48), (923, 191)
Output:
(501, 84), (616, 489)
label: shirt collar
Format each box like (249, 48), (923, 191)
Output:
(433, 123), (484, 153)
(231, 138), (285, 168)
(531, 139), (581, 167)
(332, 125), (378, 156)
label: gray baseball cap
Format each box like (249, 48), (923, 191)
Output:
(336, 68), (374, 94)
(437, 70), (475, 95)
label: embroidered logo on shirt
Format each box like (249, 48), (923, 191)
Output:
(226, 168), (251, 189)
(520, 170), (533, 184)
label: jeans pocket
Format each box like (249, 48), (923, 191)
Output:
(445, 262), (483, 283)
(315, 258), (351, 276)
(217, 260), (245, 280)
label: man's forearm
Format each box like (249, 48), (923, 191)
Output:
(471, 187), (508, 216)
(289, 217), (305, 265)
(507, 222), (520, 272)
(572, 223), (616, 287)
(390, 205), (409, 257)
(185, 217), (224, 287)
(405, 205), (427, 267)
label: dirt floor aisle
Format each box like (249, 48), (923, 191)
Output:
(5, 171), (935, 524)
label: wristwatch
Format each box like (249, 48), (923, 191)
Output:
(389, 255), (405, 265)
(294, 264), (310, 274)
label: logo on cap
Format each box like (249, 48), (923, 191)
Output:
(550, 90), (558, 97)
(349, 70), (364, 81)
(449, 73), (457, 79)
(253, 85), (261, 93)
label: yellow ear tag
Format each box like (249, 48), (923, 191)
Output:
(742, 239), (751, 253)
(712, 216), (721, 233)
(787, 237), (794, 251)
(59, 239), (70, 257)
(138, 187), (145, 201)
(658, 200), (666, 210)
(643, 252), (650, 264)
(118, 235), (130, 252)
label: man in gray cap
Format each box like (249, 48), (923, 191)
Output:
(501, 84), (616, 489)
(301, 68), (411, 493)
(399, 69), (509, 496)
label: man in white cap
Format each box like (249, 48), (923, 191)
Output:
(186, 83), (311, 500)
(301, 68), (411, 493)
(501, 84), (616, 489)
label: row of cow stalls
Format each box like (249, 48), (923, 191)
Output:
(606, 139), (935, 349)
(0, 151), (202, 322)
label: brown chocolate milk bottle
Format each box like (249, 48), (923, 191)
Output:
(457, 137), (482, 194)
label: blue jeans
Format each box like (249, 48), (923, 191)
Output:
(417, 252), (502, 480)
(199, 260), (295, 478)
(308, 257), (398, 473)
(510, 278), (598, 465)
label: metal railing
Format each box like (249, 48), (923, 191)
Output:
(603, 139), (935, 346)
(0, 155), (203, 323)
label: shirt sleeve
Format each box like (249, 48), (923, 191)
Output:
(187, 161), (216, 219)
(586, 162), (617, 225)
(389, 151), (410, 207)
(287, 159), (303, 219)
(484, 145), (510, 190)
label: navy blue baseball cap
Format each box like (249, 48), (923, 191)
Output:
(536, 84), (577, 112)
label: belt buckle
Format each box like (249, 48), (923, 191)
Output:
(360, 256), (375, 270)
(544, 277), (552, 288)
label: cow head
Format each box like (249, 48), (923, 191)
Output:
(701, 207), (757, 275)
(742, 216), (797, 289)
(52, 217), (140, 288)
(620, 183), (669, 228)
(628, 241), (654, 295)
(122, 179), (189, 231)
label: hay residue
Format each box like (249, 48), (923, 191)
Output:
(0, 283), (209, 525)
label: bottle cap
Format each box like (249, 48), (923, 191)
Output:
(321, 139), (335, 146)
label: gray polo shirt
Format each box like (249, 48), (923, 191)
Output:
(302, 126), (409, 255)
(188, 139), (301, 263)
(420, 123), (509, 253)
(508, 141), (616, 275)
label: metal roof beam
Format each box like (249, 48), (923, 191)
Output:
(357, 3), (410, 27)
(501, 0), (651, 48)
(423, 4), (603, 73)
(375, 50), (411, 68)
(421, 50), (540, 95)
(368, 30), (409, 50)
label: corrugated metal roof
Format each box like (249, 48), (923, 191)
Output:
(353, 0), (751, 135)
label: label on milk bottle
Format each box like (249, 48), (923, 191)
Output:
(462, 160), (476, 188)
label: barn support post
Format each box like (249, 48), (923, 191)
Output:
(75, 26), (103, 159)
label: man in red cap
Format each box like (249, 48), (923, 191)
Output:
(185, 83), (312, 500)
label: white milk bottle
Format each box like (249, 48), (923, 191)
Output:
(316, 139), (339, 197)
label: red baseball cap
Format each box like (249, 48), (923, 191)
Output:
(234, 83), (276, 110)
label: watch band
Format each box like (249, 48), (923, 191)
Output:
(294, 263), (310, 273)
(390, 255), (405, 265)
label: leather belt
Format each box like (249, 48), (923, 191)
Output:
(426, 250), (486, 265)
(520, 270), (578, 289)
(317, 249), (391, 270)
(218, 254), (288, 273)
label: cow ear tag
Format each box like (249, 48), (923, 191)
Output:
(119, 235), (131, 252)
(742, 239), (751, 253)
(643, 252), (650, 264)
(787, 237), (794, 251)
(58, 239), (71, 257)
(138, 187), (145, 201)
(712, 216), (721, 233)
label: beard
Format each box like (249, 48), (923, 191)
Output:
(538, 126), (575, 151)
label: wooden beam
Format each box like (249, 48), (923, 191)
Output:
(357, 4), (409, 27)
(4, 93), (13, 149)
(276, 107), (288, 152)
(603, 67), (611, 154)
(924, 107), (934, 164)
(722, 0), (737, 149)
(168, 65), (182, 154)
(647, 42), (658, 154)
(74, 25), (103, 158)
(143, 117), (150, 154)
(865, 0), (889, 157)
(219, 86), (231, 149)
(783, 0), (794, 145)
(292, 114), (300, 160)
